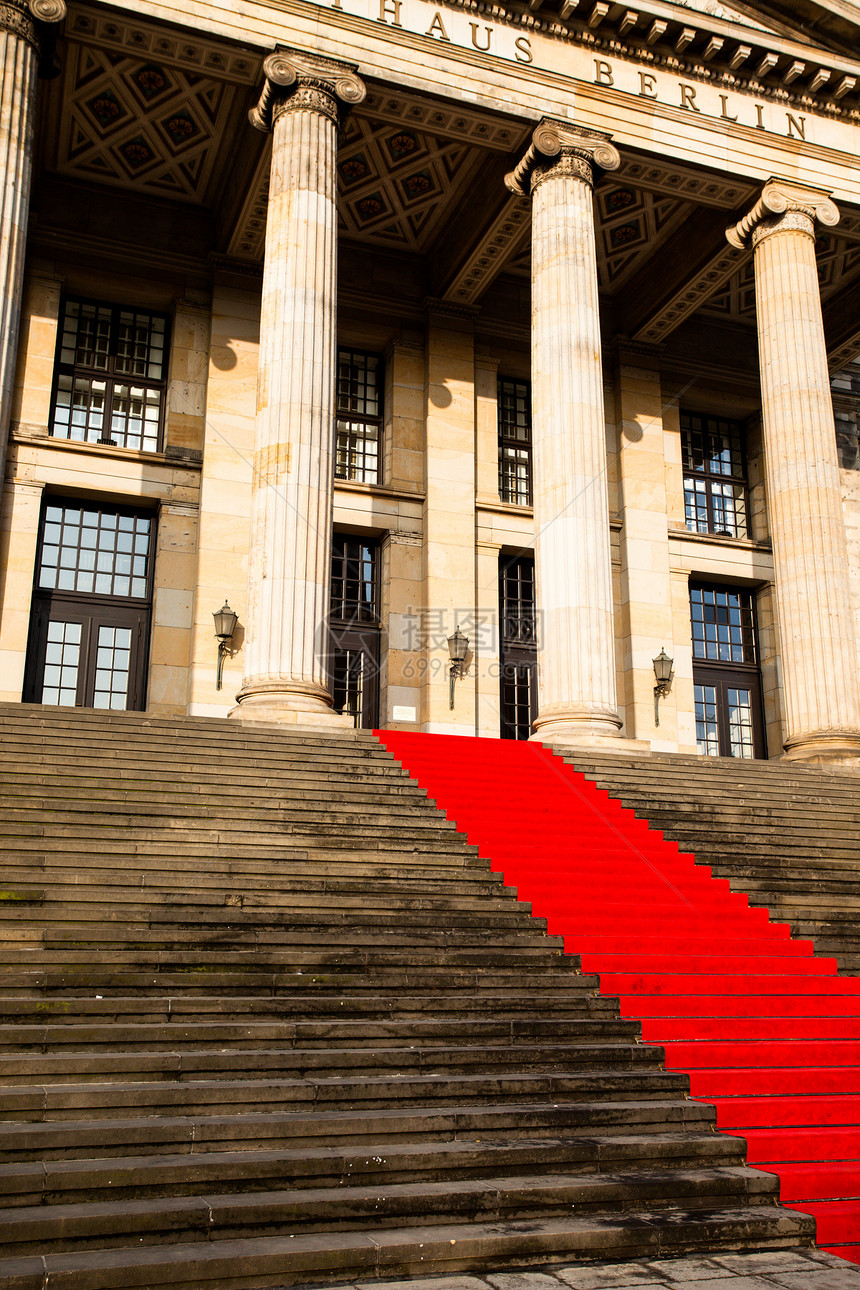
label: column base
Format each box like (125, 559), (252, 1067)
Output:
(533, 730), (652, 756)
(781, 731), (860, 772)
(530, 708), (649, 755)
(230, 681), (352, 729)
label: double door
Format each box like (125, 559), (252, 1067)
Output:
(693, 665), (765, 759)
(24, 500), (153, 711)
(500, 555), (537, 740)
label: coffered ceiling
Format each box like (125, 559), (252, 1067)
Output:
(33, 1), (860, 359)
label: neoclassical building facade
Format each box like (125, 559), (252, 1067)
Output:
(0, 0), (859, 765)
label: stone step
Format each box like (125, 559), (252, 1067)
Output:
(0, 1132), (762, 1205)
(0, 1041), (659, 1086)
(578, 773), (859, 800)
(0, 709), (378, 747)
(0, 1068), (686, 1120)
(0, 704), (376, 742)
(0, 841), (485, 867)
(0, 1017), (642, 1053)
(0, 887), (528, 918)
(0, 831), (477, 857)
(0, 820), (463, 845)
(0, 805), (456, 834)
(0, 992), (614, 1024)
(0, 899), (546, 928)
(1, 925), (559, 954)
(0, 967), (595, 998)
(0, 1165), (780, 1256)
(0, 1100), (720, 1162)
(0, 947), (571, 970)
(0, 782), (433, 811)
(0, 1206), (812, 1290)
(0, 864), (512, 900)
(0, 733), (396, 765)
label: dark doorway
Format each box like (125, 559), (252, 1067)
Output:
(500, 554), (537, 740)
(329, 534), (380, 728)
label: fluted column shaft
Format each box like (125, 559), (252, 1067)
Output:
(235, 52), (364, 724)
(507, 123), (622, 744)
(0, 0), (61, 487)
(728, 181), (860, 763)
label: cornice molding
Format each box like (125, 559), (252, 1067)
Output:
(423, 295), (481, 321)
(428, 0), (860, 119)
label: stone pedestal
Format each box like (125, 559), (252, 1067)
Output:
(728, 180), (860, 767)
(0, 0), (65, 488)
(233, 51), (365, 725)
(506, 121), (626, 748)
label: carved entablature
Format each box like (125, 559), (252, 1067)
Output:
(726, 178), (840, 249)
(504, 120), (621, 198)
(249, 49), (365, 134)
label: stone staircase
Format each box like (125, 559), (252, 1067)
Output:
(564, 752), (860, 975)
(0, 704), (811, 1289)
(379, 732), (860, 1265)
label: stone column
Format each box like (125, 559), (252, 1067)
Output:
(233, 50), (365, 724)
(505, 121), (623, 746)
(728, 180), (860, 765)
(0, 0), (65, 487)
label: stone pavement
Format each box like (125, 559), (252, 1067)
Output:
(339, 1249), (860, 1290)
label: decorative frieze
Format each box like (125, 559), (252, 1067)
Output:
(67, 4), (259, 83)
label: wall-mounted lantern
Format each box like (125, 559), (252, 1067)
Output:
(213, 601), (238, 691)
(652, 647), (674, 725)
(447, 626), (469, 710)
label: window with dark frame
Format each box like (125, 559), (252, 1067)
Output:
(51, 299), (169, 453)
(37, 503), (153, 601)
(336, 349), (382, 485)
(681, 411), (748, 539)
(498, 378), (532, 506)
(690, 584), (757, 666)
(501, 556), (536, 647)
(330, 535), (379, 626)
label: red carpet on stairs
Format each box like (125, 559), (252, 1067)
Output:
(377, 731), (860, 1265)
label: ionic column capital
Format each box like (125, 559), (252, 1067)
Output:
(249, 48), (365, 133)
(504, 120), (620, 198)
(0, 0), (65, 50)
(726, 178), (839, 250)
